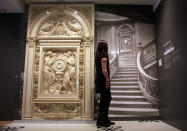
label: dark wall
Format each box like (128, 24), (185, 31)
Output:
(154, 0), (187, 130)
(95, 5), (153, 24)
(0, 14), (26, 120)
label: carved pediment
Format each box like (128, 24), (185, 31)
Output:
(38, 14), (83, 37)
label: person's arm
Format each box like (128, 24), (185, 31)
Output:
(101, 57), (109, 89)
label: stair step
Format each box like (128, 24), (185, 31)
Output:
(119, 62), (135, 64)
(111, 90), (142, 96)
(108, 114), (159, 118)
(109, 107), (159, 116)
(111, 86), (140, 91)
(112, 95), (147, 101)
(107, 63), (159, 118)
(110, 82), (139, 86)
(112, 75), (138, 79)
(118, 66), (137, 69)
(110, 101), (154, 108)
(115, 72), (138, 74)
(111, 78), (138, 82)
(117, 69), (138, 71)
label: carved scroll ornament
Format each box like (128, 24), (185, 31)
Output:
(38, 15), (83, 36)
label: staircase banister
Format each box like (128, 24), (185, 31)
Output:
(137, 52), (158, 81)
(110, 54), (117, 64)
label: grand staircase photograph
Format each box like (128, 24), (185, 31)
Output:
(108, 55), (159, 120)
(95, 54), (159, 120)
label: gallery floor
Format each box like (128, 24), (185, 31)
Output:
(0, 120), (180, 131)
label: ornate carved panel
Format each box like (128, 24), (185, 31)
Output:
(39, 46), (79, 96)
(22, 4), (94, 120)
(38, 15), (83, 36)
(34, 103), (81, 120)
(117, 24), (135, 56)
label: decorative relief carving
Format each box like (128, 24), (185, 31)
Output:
(33, 41), (40, 99)
(34, 103), (81, 120)
(68, 6), (92, 29)
(29, 7), (51, 29)
(143, 43), (156, 60)
(79, 42), (84, 98)
(118, 24), (134, 55)
(41, 49), (77, 95)
(23, 4), (93, 120)
(38, 14), (83, 37)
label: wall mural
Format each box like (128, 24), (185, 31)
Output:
(95, 10), (159, 118)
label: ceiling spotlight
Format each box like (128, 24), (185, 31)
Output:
(46, 11), (50, 14)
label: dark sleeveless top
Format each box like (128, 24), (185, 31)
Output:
(95, 52), (110, 93)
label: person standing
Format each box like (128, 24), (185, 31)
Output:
(95, 40), (115, 127)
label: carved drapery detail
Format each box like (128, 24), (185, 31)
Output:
(34, 103), (81, 120)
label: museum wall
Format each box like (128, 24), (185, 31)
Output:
(154, 0), (187, 130)
(0, 14), (26, 120)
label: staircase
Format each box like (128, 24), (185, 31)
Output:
(108, 56), (159, 120)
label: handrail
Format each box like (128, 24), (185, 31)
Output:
(109, 54), (118, 78)
(110, 54), (117, 64)
(137, 52), (158, 81)
(137, 51), (159, 105)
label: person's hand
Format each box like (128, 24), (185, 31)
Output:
(105, 79), (110, 89)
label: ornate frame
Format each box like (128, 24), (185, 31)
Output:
(22, 4), (94, 120)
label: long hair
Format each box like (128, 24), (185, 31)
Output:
(96, 40), (108, 55)
(95, 40), (108, 63)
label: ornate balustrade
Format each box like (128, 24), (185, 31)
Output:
(137, 41), (159, 105)
(109, 54), (118, 78)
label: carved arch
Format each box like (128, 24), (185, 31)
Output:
(116, 23), (135, 56)
(28, 6), (92, 38)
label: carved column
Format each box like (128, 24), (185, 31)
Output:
(22, 37), (37, 119)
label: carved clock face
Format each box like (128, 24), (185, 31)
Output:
(52, 59), (66, 73)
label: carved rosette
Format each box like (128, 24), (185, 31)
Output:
(34, 103), (81, 120)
